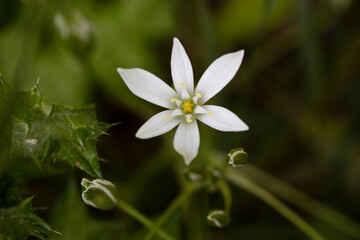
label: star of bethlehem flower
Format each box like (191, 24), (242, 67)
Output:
(117, 38), (248, 165)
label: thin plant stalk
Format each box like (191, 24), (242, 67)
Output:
(144, 185), (200, 240)
(243, 165), (360, 238)
(116, 198), (175, 240)
(226, 168), (325, 240)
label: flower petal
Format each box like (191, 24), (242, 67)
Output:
(194, 105), (208, 114)
(195, 50), (244, 104)
(117, 68), (177, 109)
(136, 110), (182, 139)
(173, 121), (200, 165)
(171, 38), (194, 95)
(181, 88), (191, 100)
(197, 105), (248, 132)
(169, 108), (184, 117)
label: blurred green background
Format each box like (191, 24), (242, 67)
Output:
(1, 0), (360, 239)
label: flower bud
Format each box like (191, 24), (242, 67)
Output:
(207, 209), (230, 228)
(227, 148), (248, 167)
(54, 9), (95, 57)
(203, 166), (222, 193)
(183, 169), (204, 183)
(81, 178), (119, 210)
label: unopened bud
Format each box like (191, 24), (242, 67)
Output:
(54, 10), (95, 56)
(227, 148), (248, 167)
(81, 178), (118, 210)
(207, 209), (230, 228)
(203, 166), (222, 193)
(183, 169), (204, 183)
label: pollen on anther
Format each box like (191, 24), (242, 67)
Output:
(207, 111), (214, 115)
(195, 93), (202, 98)
(162, 116), (172, 119)
(178, 82), (186, 88)
(171, 98), (178, 102)
(186, 118), (192, 123)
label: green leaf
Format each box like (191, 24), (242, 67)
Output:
(0, 78), (110, 178)
(0, 197), (55, 240)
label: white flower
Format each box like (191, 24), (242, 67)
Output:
(117, 38), (248, 164)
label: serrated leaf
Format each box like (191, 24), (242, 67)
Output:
(0, 78), (110, 178)
(0, 197), (55, 240)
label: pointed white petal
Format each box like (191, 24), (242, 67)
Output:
(117, 68), (177, 109)
(195, 50), (244, 104)
(181, 88), (191, 100)
(173, 121), (200, 165)
(194, 105), (208, 114)
(170, 108), (184, 117)
(171, 38), (194, 94)
(192, 95), (199, 104)
(197, 105), (248, 132)
(136, 110), (182, 139)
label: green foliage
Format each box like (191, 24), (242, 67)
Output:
(0, 197), (55, 240)
(0, 76), (111, 239)
(216, 0), (293, 44)
(0, 79), (111, 178)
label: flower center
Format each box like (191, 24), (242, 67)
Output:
(181, 100), (195, 114)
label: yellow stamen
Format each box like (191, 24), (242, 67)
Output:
(195, 93), (202, 98)
(186, 118), (192, 123)
(207, 111), (214, 115)
(171, 98), (178, 102)
(181, 100), (195, 114)
(178, 82), (186, 88)
(162, 116), (171, 119)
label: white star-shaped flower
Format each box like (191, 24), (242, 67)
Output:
(117, 37), (248, 164)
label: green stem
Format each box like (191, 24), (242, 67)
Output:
(244, 165), (360, 238)
(217, 179), (232, 213)
(226, 168), (325, 240)
(144, 185), (200, 240)
(116, 198), (175, 240)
